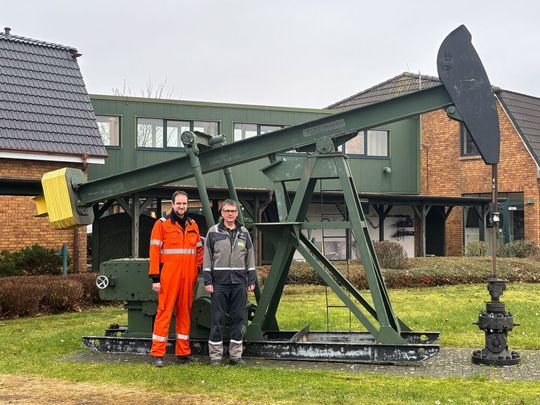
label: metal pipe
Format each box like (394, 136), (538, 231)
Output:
(491, 164), (498, 278)
(187, 148), (215, 228)
(60, 243), (68, 276)
(223, 166), (244, 224)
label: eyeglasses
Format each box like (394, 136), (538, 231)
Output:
(222, 209), (238, 214)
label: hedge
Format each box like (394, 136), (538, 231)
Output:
(2, 257), (539, 319)
(257, 256), (540, 289)
(0, 273), (100, 319)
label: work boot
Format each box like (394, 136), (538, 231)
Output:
(176, 355), (198, 364)
(229, 358), (247, 366)
(152, 356), (165, 368)
(210, 359), (221, 367)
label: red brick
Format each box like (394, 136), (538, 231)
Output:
(420, 102), (539, 255)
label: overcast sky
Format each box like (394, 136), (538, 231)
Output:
(3, 1), (540, 108)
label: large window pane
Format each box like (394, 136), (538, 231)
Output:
(367, 130), (388, 156)
(137, 118), (163, 148)
(345, 131), (365, 154)
(193, 121), (219, 136)
(233, 123), (257, 141)
(96, 115), (120, 146)
(260, 125), (283, 134)
(167, 120), (190, 148)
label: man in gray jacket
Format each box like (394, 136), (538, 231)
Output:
(203, 199), (256, 366)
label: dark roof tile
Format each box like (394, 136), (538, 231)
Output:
(0, 31), (106, 158)
(328, 72), (441, 111)
(499, 90), (540, 164)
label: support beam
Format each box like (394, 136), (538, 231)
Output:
(115, 197), (131, 217)
(413, 204), (431, 257)
(132, 193), (140, 258)
(139, 197), (153, 212)
(156, 198), (162, 218)
(373, 204), (393, 241)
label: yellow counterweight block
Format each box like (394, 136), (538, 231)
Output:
(40, 168), (94, 229)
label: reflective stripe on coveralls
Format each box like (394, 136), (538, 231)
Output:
(152, 334), (168, 342)
(160, 248), (196, 254)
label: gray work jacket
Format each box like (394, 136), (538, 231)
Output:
(203, 220), (256, 285)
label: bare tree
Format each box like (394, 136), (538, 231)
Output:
(112, 78), (176, 147)
(112, 78), (176, 99)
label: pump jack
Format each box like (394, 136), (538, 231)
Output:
(36, 26), (503, 363)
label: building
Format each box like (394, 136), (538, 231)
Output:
(89, 92), (491, 265)
(0, 28), (106, 271)
(330, 72), (540, 255)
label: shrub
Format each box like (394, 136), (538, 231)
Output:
(0, 250), (22, 277)
(0, 277), (47, 318)
(67, 273), (101, 304)
(465, 241), (488, 257)
(373, 241), (409, 269)
(257, 256), (540, 289)
(41, 278), (84, 312)
(0, 245), (67, 277)
(498, 240), (540, 258)
(15, 245), (65, 275)
(0, 273), (102, 319)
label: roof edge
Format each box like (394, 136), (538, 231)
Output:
(89, 94), (332, 114)
(498, 88), (540, 102)
(0, 32), (78, 53)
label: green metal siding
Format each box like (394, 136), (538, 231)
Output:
(89, 96), (420, 193)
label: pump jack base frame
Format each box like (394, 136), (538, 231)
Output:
(83, 329), (440, 364)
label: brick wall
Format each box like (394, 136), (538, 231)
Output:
(0, 158), (87, 272)
(420, 101), (539, 255)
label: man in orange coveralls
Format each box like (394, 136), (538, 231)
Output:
(148, 190), (203, 367)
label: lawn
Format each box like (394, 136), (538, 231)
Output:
(0, 283), (539, 404)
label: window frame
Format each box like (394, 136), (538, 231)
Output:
(96, 115), (121, 148)
(344, 129), (390, 158)
(460, 123), (480, 157)
(136, 117), (220, 150)
(232, 122), (286, 142)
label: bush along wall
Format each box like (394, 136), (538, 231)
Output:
(0, 273), (100, 319)
(257, 256), (540, 289)
(0, 245), (68, 277)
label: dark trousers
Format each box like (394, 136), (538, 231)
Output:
(209, 283), (247, 343)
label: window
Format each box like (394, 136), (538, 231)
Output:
(137, 118), (219, 149)
(344, 130), (389, 157)
(193, 121), (219, 136)
(167, 120), (190, 148)
(461, 124), (480, 156)
(96, 116), (120, 146)
(233, 123), (284, 142)
(137, 118), (163, 148)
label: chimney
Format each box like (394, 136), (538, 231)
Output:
(4, 27), (10, 37)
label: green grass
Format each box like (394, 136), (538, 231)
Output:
(277, 283), (540, 349)
(1, 284), (539, 404)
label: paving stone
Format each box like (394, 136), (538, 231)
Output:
(68, 348), (540, 381)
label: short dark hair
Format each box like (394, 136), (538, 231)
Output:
(221, 199), (239, 211)
(172, 190), (188, 203)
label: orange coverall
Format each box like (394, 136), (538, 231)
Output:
(148, 216), (203, 357)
